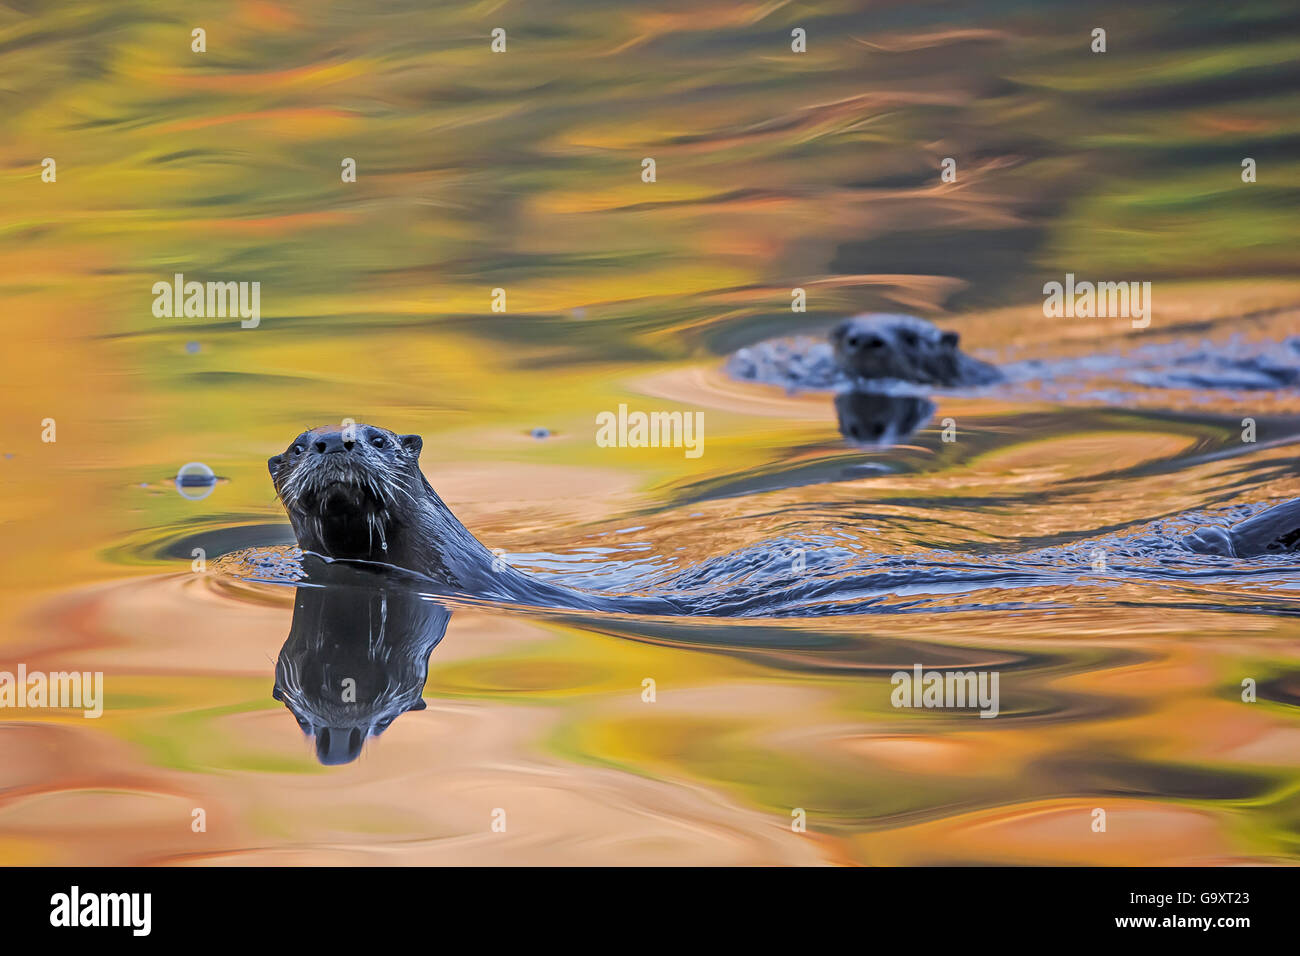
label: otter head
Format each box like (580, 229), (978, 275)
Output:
(830, 314), (961, 384)
(269, 423), (427, 561)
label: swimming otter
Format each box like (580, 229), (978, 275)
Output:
(1183, 499), (1300, 558)
(267, 423), (1300, 624)
(830, 314), (1002, 387)
(726, 314), (1000, 390)
(269, 423), (681, 613)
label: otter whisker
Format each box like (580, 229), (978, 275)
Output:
(388, 478), (419, 506)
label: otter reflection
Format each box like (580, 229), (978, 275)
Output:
(834, 390), (935, 447)
(273, 582), (450, 765)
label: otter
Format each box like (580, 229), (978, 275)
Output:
(267, 424), (1300, 624)
(268, 423), (682, 614)
(830, 314), (1002, 387)
(1183, 499), (1300, 558)
(273, 574), (449, 764)
(726, 313), (1001, 390)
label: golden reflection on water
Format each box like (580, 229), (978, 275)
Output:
(2, 1), (1300, 864)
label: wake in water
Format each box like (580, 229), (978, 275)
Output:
(212, 340), (1300, 621)
(729, 328), (1300, 401)
(217, 498), (1300, 619)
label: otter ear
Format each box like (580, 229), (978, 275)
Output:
(399, 434), (423, 457)
(940, 330), (960, 348)
(267, 455), (283, 475)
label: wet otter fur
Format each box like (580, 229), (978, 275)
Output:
(1183, 499), (1300, 558)
(269, 423), (681, 614)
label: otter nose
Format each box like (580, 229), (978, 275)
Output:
(312, 434), (355, 454)
(847, 335), (884, 351)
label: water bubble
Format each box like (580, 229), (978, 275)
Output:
(185, 341), (201, 354)
(530, 427), (550, 439)
(175, 462), (216, 500)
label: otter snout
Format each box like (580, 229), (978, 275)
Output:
(832, 322), (896, 379)
(843, 332), (886, 354)
(312, 432), (355, 454)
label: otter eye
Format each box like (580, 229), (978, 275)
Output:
(370, 436), (387, 448)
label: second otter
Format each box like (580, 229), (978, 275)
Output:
(831, 314), (1002, 387)
(727, 313), (1001, 390)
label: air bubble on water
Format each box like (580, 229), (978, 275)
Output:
(185, 341), (201, 354)
(175, 461), (217, 501)
(530, 427), (550, 439)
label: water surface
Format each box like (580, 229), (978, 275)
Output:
(2, 0), (1299, 864)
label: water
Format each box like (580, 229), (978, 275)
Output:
(2, 1), (1300, 864)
